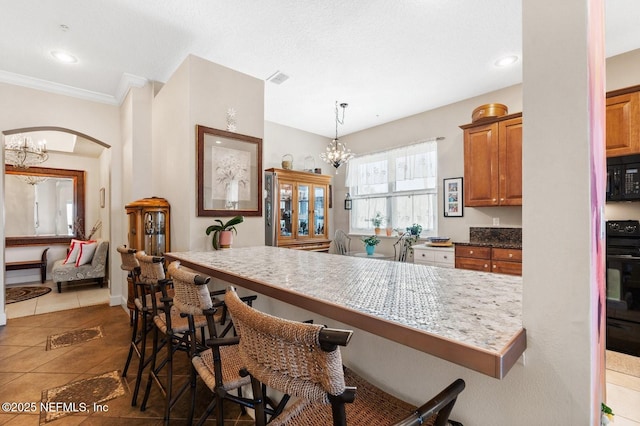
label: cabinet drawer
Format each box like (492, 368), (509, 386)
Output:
(491, 248), (522, 262)
(455, 257), (491, 272)
(434, 251), (454, 265)
(492, 261), (522, 276)
(455, 246), (490, 259)
(414, 249), (436, 263)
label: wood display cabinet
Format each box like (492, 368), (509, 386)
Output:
(265, 168), (331, 252)
(455, 245), (522, 276)
(125, 197), (171, 256)
(460, 113), (522, 207)
(606, 85), (640, 157)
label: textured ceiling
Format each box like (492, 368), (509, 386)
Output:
(1, 0), (639, 138)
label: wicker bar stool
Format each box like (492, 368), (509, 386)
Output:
(224, 286), (466, 426)
(119, 246), (142, 385)
(125, 251), (171, 407)
(139, 255), (207, 425)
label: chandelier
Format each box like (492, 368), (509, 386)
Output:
(320, 101), (354, 173)
(17, 175), (49, 185)
(4, 134), (48, 169)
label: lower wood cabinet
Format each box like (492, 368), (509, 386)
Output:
(455, 245), (522, 276)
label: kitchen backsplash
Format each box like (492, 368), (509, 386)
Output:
(470, 227), (522, 247)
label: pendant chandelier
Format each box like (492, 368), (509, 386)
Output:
(320, 101), (354, 173)
(4, 134), (48, 169)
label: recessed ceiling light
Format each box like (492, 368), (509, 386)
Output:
(50, 50), (78, 64)
(495, 55), (519, 67)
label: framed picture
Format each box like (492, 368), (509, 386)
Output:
(443, 177), (463, 217)
(196, 125), (263, 217)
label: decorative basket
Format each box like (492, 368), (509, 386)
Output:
(281, 154), (293, 170)
(472, 103), (508, 122)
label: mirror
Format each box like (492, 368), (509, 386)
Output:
(196, 125), (263, 216)
(4, 165), (85, 246)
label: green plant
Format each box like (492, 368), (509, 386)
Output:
(205, 215), (244, 250)
(362, 235), (381, 246)
(601, 403), (614, 425)
(406, 223), (423, 236)
(371, 212), (385, 228)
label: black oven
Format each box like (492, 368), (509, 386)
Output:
(606, 220), (640, 356)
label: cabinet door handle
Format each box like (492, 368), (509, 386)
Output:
(509, 253), (513, 258)
(492, 198), (497, 202)
(493, 264), (497, 269)
(484, 264), (489, 268)
(500, 198), (505, 201)
(421, 254), (426, 257)
(469, 250), (474, 254)
(443, 255), (448, 259)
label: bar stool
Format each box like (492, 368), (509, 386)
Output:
(140, 257), (207, 425)
(224, 286), (466, 426)
(119, 246), (142, 384)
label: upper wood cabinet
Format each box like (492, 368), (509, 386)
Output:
(606, 86), (640, 157)
(461, 113), (522, 207)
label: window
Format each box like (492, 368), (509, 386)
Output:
(345, 140), (438, 236)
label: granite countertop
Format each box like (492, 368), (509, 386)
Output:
(166, 246), (526, 379)
(454, 226), (522, 250)
(454, 241), (522, 249)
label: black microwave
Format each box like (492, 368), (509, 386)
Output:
(607, 155), (640, 201)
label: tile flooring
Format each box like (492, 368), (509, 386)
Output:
(5, 280), (110, 319)
(2, 280), (640, 424)
(0, 303), (253, 424)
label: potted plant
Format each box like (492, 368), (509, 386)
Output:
(206, 215), (244, 250)
(362, 235), (381, 255)
(372, 212), (385, 235)
(406, 223), (423, 236)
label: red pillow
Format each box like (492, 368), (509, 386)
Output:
(62, 239), (97, 266)
(76, 241), (98, 266)
(62, 239), (85, 265)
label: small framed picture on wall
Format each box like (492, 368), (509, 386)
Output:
(443, 177), (463, 217)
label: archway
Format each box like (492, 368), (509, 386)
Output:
(2, 126), (112, 318)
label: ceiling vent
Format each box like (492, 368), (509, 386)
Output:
(266, 71), (290, 85)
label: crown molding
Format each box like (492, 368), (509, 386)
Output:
(0, 70), (148, 106)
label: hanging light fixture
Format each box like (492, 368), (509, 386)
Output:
(320, 101), (354, 173)
(4, 134), (48, 169)
(17, 175), (49, 185)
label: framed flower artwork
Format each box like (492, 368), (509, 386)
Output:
(196, 125), (263, 217)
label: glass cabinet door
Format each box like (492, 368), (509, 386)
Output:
(298, 185), (310, 236)
(313, 186), (325, 236)
(279, 183), (293, 237)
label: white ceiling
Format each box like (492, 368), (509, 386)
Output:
(1, 0), (639, 138)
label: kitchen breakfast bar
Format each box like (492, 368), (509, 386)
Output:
(166, 246), (526, 380)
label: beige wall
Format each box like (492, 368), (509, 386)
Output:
(0, 83), (124, 314)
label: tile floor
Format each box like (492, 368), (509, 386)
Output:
(5, 280), (110, 319)
(0, 303), (253, 425)
(2, 281), (640, 425)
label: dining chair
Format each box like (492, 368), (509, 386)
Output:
(393, 232), (413, 262)
(334, 229), (352, 255)
(224, 285), (465, 426)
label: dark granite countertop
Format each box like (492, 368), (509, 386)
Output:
(455, 227), (522, 250)
(454, 241), (522, 250)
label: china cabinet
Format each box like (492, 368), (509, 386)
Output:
(265, 168), (331, 251)
(125, 197), (171, 256)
